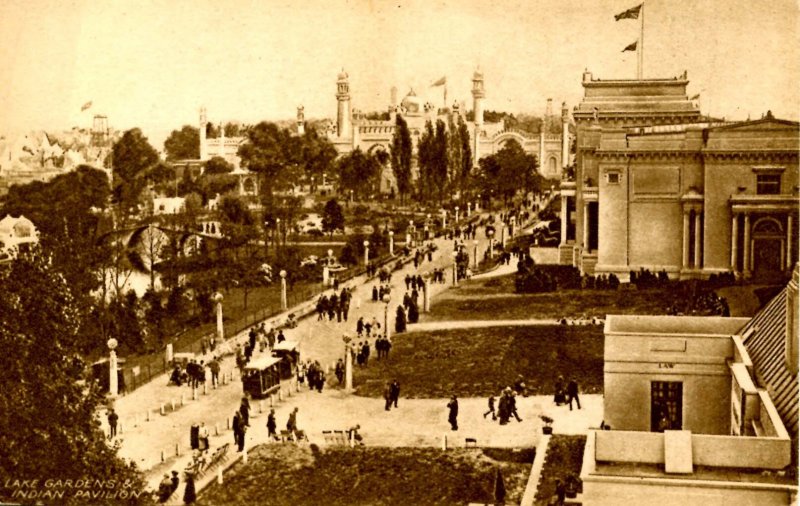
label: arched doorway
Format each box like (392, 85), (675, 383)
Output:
(548, 157), (557, 176)
(751, 217), (784, 281)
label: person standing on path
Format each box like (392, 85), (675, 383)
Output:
(383, 382), (392, 411)
(209, 358), (220, 387)
(389, 379), (400, 408)
(266, 409), (277, 440)
(567, 378), (581, 411)
(447, 396), (459, 430)
(232, 410), (244, 452)
(287, 407), (299, 436)
(483, 395), (496, 420)
(240, 397), (251, 426)
(107, 408), (118, 439)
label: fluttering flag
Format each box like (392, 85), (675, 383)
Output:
(430, 76), (446, 87)
(81, 101), (93, 111)
(615, 4), (643, 21)
(690, 94), (700, 100)
(622, 41), (638, 52)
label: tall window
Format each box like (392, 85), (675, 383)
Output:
(651, 381), (683, 432)
(757, 174), (781, 195)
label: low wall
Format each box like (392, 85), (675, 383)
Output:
(595, 430), (663, 464)
(529, 247), (559, 265)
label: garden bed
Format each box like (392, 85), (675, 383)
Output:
(534, 435), (587, 505)
(198, 444), (532, 506)
(352, 325), (603, 398)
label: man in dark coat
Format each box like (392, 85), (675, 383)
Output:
(567, 378), (581, 410)
(240, 397), (251, 426)
(232, 410), (244, 452)
(107, 409), (118, 439)
(266, 409), (277, 440)
(389, 379), (400, 408)
(447, 396), (459, 430)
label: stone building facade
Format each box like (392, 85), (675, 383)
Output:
(560, 70), (799, 281)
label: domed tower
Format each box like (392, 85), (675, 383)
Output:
(199, 107), (208, 161)
(471, 68), (485, 127)
(297, 105), (305, 136)
(336, 70), (351, 138)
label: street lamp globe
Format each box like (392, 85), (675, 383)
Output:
(363, 240), (369, 248)
(473, 240), (479, 247)
(328, 249), (333, 257)
(211, 292), (224, 303)
(107, 338), (118, 351)
(280, 270), (287, 278)
(382, 293), (391, 304)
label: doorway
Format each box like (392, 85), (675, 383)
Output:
(651, 381), (683, 432)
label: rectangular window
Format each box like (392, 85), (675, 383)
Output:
(757, 174), (781, 195)
(607, 172), (620, 184)
(651, 381), (683, 432)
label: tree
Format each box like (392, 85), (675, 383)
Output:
(112, 128), (159, 185)
(433, 119), (449, 203)
(204, 156), (234, 175)
(164, 125), (200, 161)
(417, 121), (434, 201)
(322, 198), (345, 237)
(0, 249), (147, 500)
(238, 122), (294, 198)
(300, 129), (338, 191)
(458, 116), (473, 196)
(336, 148), (381, 200)
(390, 115), (413, 204)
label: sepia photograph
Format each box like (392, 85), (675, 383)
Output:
(0, 0), (798, 504)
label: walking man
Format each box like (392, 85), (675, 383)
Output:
(447, 395), (459, 430)
(107, 408), (118, 439)
(266, 409), (277, 441)
(390, 379), (400, 408)
(483, 395), (496, 420)
(567, 378), (581, 411)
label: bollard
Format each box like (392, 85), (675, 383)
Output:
(160, 404), (165, 416)
(269, 395), (274, 408)
(442, 434), (447, 451)
(175, 443), (180, 456)
(296, 381), (300, 393)
(161, 450), (165, 463)
(203, 383), (207, 395)
(171, 400), (175, 411)
(192, 388), (198, 401)
(146, 410), (151, 422)
(349, 431), (355, 448)
(217, 468), (223, 485)
(226, 418), (230, 430)
(215, 424), (219, 436)
(278, 390), (283, 402)
(180, 394), (185, 406)
(118, 423), (123, 435)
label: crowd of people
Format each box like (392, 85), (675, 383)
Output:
(316, 287), (353, 322)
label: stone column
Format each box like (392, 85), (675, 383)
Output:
(344, 345), (353, 391)
(322, 266), (330, 286)
(743, 213), (751, 276)
(560, 195), (568, 244)
(109, 349), (118, 398)
(442, 210), (447, 229)
(389, 231), (394, 255)
(682, 210), (690, 269)
(730, 214), (738, 271)
(694, 211), (703, 269)
(215, 299), (224, 340)
(583, 202), (590, 252)
(787, 215), (793, 270)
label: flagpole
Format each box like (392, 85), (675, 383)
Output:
(638, 3), (644, 79)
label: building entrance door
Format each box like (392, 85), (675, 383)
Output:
(753, 238), (783, 281)
(651, 381), (682, 432)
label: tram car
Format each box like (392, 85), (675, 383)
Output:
(271, 340), (300, 380)
(242, 356), (283, 399)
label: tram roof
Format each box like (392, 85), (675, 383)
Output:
(244, 356), (282, 370)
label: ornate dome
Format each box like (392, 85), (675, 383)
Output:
(401, 89), (423, 115)
(337, 69), (349, 81)
(473, 69), (484, 80)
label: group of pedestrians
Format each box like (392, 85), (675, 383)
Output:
(483, 388), (523, 425)
(300, 360), (326, 392)
(316, 287), (352, 322)
(554, 375), (581, 410)
(356, 316), (381, 337)
(382, 380), (401, 411)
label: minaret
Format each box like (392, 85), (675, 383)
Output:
(471, 68), (485, 165)
(561, 101), (569, 172)
(336, 69), (351, 138)
(545, 98), (553, 131)
(297, 105), (305, 136)
(199, 107), (208, 161)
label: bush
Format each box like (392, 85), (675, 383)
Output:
(515, 264), (581, 293)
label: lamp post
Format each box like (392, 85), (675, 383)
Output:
(473, 240), (479, 269)
(455, 206), (460, 224)
(342, 334), (353, 392)
(107, 338), (119, 398)
(408, 220), (414, 247)
(280, 270), (288, 310)
(212, 291), (224, 340)
(467, 202), (471, 216)
(452, 250), (459, 286)
(275, 218), (281, 248)
(382, 293), (391, 339)
(389, 231), (394, 255)
(442, 209), (447, 228)
(363, 240), (370, 267)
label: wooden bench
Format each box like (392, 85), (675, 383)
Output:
(465, 437), (477, 447)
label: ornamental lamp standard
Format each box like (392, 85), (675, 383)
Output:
(452, 249), (459, 286)
(473, 240), (479, 269)
(455, 206), (460, 224)
(280, 270), (288, 310)
(275, 218), (281, 247)
(388, 231), (394, 256)
(212, 291), (224, 340)
(363, 240), (370, 267)
(382, 293), (391, 339)
(342, 333), (354, 391)
(107, 338), (119, 398)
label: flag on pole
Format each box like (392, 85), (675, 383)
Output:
(615, 4), (642, 21)
(81, 101), (93, 111)
(430, 76), (446, 87)
(622, 41), (638, 52)
(690, 94), (700, 100)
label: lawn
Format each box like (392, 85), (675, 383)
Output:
(352, 325), (603, 398)
(198, 444), (533, 506)
(534, 435), (587, 505)
(422, 274), (677, 321)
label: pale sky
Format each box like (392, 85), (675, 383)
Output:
(1, 0), (798, 151)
